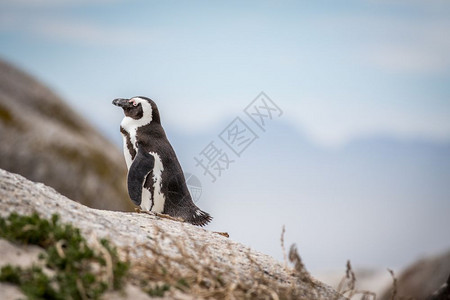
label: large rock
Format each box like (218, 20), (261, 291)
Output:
(380, 250), (450, 300)
(0, 59), (133, 211)
(0, 169), (344, 299)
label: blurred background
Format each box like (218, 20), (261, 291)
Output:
(1, 1), (449, 298)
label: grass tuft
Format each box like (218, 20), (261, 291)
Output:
(146, 282), (171, 297)
(127, 223), (325, 300)
(0, 212), (129, 300)
(388, 268), (398, 300)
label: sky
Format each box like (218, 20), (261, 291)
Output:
(1, 0), (449, 147)
(1, 0), (450, 276)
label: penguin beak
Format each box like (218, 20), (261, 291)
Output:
(112, 98), (132, 108)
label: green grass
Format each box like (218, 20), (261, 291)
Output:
(0, 212), (129, 300)
(146, 283), (170, 297)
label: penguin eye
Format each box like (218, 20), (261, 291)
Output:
(129, 99), (138, 107)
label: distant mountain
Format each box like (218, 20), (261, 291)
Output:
(0, 59), (134, 211)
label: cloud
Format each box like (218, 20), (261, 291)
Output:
(29, 19), (149, 46)
(363, 21), (450, 73)
(0, 11), (154, 47)
(367, 45), (450, 73)
(0, 0), (121, 7)
(302, 10), (450, 74)
(288, 94), (450, 148)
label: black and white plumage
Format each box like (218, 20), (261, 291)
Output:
(113, 96), (212, 226)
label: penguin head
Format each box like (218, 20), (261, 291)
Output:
(113, 96), (160, 124)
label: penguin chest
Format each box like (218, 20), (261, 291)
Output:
(140, 152), (166, 213)
(122, 135), (133, 169)
(120, 128), (136, 170)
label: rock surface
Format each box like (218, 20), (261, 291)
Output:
(0, 59), (133, 211)
(0, 168), (344, 299)
(0, 239), (44, 300)
(380, 250), (450, 300)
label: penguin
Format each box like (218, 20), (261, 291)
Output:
(112, 96), (212, 226)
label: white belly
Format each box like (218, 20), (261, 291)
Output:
(122, 135), (133, 170)
(148, 152), (165, 213)
(120, 126), (166, 213)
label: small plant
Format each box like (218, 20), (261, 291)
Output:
(388, 268), (398, 300)
(146, 283), (171, 297)
(0, 212), (129, 300)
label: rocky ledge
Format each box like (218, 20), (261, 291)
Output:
(0, 169), (344, 299)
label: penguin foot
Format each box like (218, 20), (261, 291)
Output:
(135, 208), (185, 223)
(154, 212), (185, 223)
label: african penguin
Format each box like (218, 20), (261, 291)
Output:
(112, 96), (212, 226)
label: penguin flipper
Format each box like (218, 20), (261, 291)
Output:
(127, 146), (155, 206)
